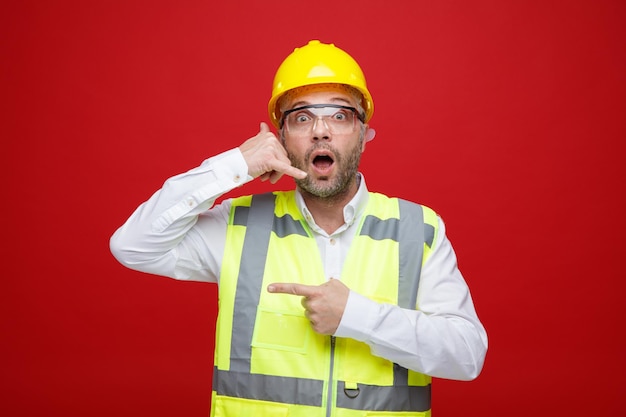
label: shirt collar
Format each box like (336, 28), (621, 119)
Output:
(295, 173), (370, 236)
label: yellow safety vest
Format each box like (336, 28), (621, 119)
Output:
(212, 191), (439, 417)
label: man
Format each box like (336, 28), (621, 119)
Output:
(110, 40), (488, 416)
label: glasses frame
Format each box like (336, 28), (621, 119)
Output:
(280, 104), (366, 132)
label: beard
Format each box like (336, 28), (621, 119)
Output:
(287, 139), (363, 200)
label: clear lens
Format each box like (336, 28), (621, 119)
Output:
(283, 104), (358, 135)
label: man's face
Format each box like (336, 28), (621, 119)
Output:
(280, 86), (366, 199)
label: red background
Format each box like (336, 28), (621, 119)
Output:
(2, 1), (625, 416)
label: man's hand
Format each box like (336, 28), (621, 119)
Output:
(239, 122), (307, 184)
(267, 279), (349, 335)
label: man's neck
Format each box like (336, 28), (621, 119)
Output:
(299, 178), (359, 235)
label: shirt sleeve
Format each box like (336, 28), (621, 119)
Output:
(109, 148), (251, 282)
(334, 216), (488, 381)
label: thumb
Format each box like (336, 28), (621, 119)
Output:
(259, 121), (270, 134)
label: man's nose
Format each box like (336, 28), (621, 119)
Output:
(311, 116), (331, 140)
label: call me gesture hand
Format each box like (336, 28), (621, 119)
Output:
(239, 122), (307, 184)
(268, 278), (350, 335)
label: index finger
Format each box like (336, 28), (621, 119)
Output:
(270, 161), (307, 181)
(267, 282), (317, 296)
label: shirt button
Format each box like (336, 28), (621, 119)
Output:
(330, 238), (336, 246)
(234, 174), (241, 183)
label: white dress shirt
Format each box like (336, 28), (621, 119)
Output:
(110, 148), (488, 381)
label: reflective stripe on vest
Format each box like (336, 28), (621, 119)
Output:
(214, 192), (434, 413)
(213, 368), (431, 411)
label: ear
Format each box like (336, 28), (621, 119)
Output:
(364, 127), (376, 143)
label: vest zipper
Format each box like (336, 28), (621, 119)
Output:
(325, 335), (336, 417)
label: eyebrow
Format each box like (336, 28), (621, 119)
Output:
(289, 97), (353, 109)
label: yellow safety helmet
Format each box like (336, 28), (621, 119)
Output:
(268, 40), (374, 128)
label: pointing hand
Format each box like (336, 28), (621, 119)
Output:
(268, 279), (349, 335)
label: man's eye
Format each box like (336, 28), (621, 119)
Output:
(332, 112), (348, 121)
(295, 114), (312, 123)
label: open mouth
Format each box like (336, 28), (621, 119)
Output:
(313, 154), (334, 170)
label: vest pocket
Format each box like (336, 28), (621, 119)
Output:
(251, 307), (310, 353)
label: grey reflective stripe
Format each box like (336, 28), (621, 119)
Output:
(233, 204), (307, 238)
(425, 223), (435, 248)
(229, 193), (276, 373)
(397, 199), (425, 310)
(232, 205), (249, 226)
(360, 216), (399, 240)
(213, 367), (323, 407)
(393, 362), (408, 387)
(396, 200), (426, 392)
(274, 213), (308, 238)
(336, 380), (431, 412)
